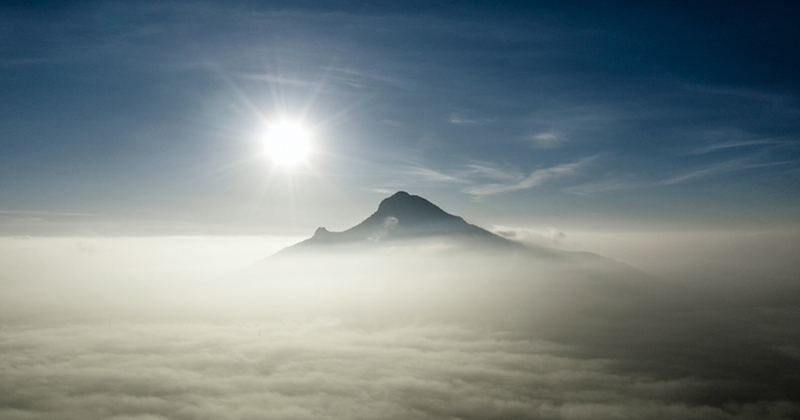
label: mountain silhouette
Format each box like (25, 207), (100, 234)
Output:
(245, 192), (674, 323)
(282, 191), (521, 252)
(250, 192), (673, 315)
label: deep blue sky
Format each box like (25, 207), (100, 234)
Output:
(2, 1), (799, 235)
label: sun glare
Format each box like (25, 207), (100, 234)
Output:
(263, 121), (311, 166)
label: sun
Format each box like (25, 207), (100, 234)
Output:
(263, 121), (311, 167)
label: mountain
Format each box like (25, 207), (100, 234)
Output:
(240, 191), (680, 333)
(281, 191), (522, 253)
(244, 191), (684, 325)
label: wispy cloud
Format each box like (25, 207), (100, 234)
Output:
(682, 83), (794, 106)
(530, 132), (565, 149)
(448, 115), (479, 124)
(322, 66), (412, 91)
(233, 73), (315, 86)
(659, 159), (798, 186)
(369, 162), (469, 192)
(448, 114), (494, 125)
(566, 158), (800, 196)
(364, 187), (399, 195)
(380, 119), (404, 127)
(564, 178), (645, 196)
(368, 158), (595, 198)
(463, 163), (523, 182)
(400, 165), (466, 184)
(446, 106), (496, 125)
(492, 225), (567, 246)
(691, 139), (784, 155)
(465, 158), (596, 196)
(686, 129), (789, 155)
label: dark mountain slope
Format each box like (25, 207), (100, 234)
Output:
(283, 191), (522, 252)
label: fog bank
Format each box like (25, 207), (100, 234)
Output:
(1, 235), (799, 419)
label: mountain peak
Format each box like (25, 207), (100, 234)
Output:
(284, 191), (521, 251)
(374, 191), (453, 223)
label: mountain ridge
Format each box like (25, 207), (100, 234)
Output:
(281, 191), (522, 253)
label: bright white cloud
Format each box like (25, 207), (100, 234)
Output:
(492, 225), (567, 247)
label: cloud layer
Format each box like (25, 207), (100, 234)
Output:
(3, 321), (797, 420)
(1, 236), (799, 419)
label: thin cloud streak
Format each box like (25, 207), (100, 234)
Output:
(233, 73), (316, 87)
(463, 163), (523, 182)
(682, 83), (796, 106)
(398, 165), (468, 185)
(686, 129), (791, 155)
(567, 159), (800, 196)
(368, 158), (596, 198)
(659, 159), (798, 186)
(691, 139), (785, 155)
(465, 158), (596, 196)
(448, 114), (495, 125)
(564, 178), (645, 197)
(367, 162), (470, 193)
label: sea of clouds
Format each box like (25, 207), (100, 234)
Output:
(1, 236), (799, 419)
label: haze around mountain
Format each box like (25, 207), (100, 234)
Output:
(2, 194), (799, 418)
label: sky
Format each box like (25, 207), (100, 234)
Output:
(2, 0), (799, 236)
(3, 3), (800, 418)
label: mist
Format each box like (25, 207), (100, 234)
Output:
(4, 0), (799, 417)
(2, 234), (799, 419)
